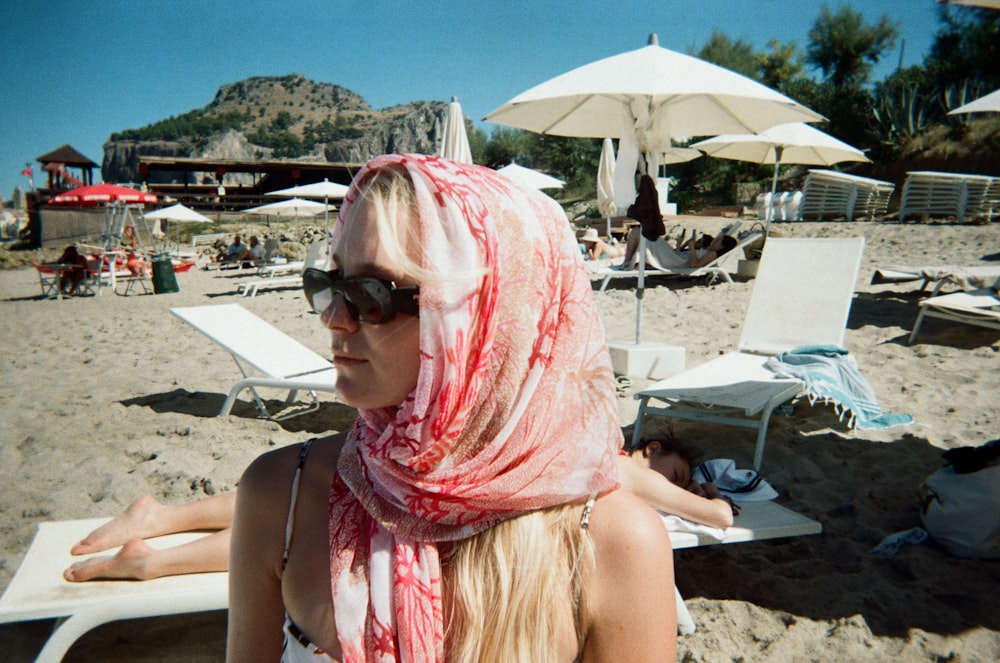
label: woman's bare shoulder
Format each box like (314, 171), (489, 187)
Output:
(589, 488), (671, 552)
(239, 433), (348, 495)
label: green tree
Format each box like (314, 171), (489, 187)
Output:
(806, 4), (899, 87)
(696, 32), (760, 81)
(757, 39), (804, 91)
(925, 5), (1000, 90)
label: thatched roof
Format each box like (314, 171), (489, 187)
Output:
(36, 144), (97, 167)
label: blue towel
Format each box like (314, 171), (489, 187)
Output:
(764, 345), (914, 430)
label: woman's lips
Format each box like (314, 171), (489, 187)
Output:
(332, 354), (366, 368)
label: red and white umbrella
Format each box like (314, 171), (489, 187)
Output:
(49, 183), (157, 206)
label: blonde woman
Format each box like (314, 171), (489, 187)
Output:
(226, 155), (675, 662)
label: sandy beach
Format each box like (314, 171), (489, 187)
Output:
(1, 217), (998, 662)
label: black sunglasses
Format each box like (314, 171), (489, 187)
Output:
(301, 268), (420, 324)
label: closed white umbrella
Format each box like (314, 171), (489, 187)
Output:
(597, 138), (616, 238)
(486, 33), (823, 344)
(438, 96), (473, 164)
(496, 162), (564, 190)
(691, 122), (869, 232)
(948, 88), (1000, 115)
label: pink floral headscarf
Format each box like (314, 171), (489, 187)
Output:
(328, 154), (622, 662)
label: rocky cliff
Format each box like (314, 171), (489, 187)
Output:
(102, 75), (455, 184)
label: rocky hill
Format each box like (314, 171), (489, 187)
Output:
(102, 74), (454, 185)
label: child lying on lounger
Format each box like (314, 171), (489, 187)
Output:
(63, 430), (735, 582)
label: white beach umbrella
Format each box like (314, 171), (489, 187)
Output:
(143, 203), (212, 224)
(692, 122), (869, 232)
(485, 33), (823, 344)
(496, 162), (564, 190)
(597, 138), (617, 238)
(244, 197), (333, 218)
(948, 88), (1000, 115)
(438, 96), (473, 164)
(266, 178), (350, 199)
(266, 178), (349, 229)
(144, 203), (213, 247)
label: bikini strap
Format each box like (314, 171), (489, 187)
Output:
(281, 439), (315, 573)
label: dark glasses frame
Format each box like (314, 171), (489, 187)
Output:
(301, 267), (419, 324)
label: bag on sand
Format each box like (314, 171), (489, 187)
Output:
(919, 439), (1000, 559)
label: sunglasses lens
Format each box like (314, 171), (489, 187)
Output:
(303, 269), (393, 323)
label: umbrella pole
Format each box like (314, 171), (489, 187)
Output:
(765, 147), (783, 237)
(635, 235), (646, 344)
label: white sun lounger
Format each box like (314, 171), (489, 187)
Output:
(236, 239), (327, 297)
(170, 303), (337, 420)
(666, 500), (822, 634)
(871, 264), (1000, 297)
(908, 287), (1000, 344)
(0, 518), (227, 663)
(596, 232), (763, 292)
(631, 237), (866, 471)
(0, 501), (818, 656)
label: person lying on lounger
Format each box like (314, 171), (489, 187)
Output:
(619, 227), (738, 269)
(63, 431), (734, 582)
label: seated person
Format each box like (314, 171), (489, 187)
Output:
(64, 431), (734, 581)
(234, 235), (265, 262)
(619, 226), (738, 269)
(57, 245), (90, 295)
(124, 251), (149, 276)
(214, 235), (244, 262)
(579, 227), (624, 261)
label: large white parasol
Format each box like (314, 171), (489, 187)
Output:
(438, 96), (473, 164)
(948, 88), (1000, 115)
(244, 197), (333, 219)
(266, 178), (349, 229)
(486, 33), (823, 345)
(692, 122), (869, 233)
(144, 203), (212, 224)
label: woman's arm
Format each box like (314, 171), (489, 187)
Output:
(226, 446), (303, 662)
(617, 455), (735, 529)
(688, 246), (719, 268)
(583, 489), (676, 662)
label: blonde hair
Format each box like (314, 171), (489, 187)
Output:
(443, 505), (593, 663)
(342, 165), (488, 286)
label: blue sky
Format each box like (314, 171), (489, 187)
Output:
(0, 0), (952, 200)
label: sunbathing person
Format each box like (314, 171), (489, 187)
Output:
(619, 226), (738, 269)
(579, 227), (625, 261)
(65, 433), (735, 581)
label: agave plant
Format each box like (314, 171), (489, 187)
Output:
(870, 83), (933, 144)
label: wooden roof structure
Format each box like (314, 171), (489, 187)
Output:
(36, 144), (98, 188)
(138, 156), (363, 212)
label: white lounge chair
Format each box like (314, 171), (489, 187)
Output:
(667, 500), (821, 634)
(0, 503), (817, 656)
(899, 170), (998, 224)
(170, 303), (337, 420)
(597, 232), (764, 292)
(0, 518), (227, 663)
(908, 287), (1000, 344)
(236, 239), (327, 297)
(871, 264), (1000, 296)
(630, 237), (866, 471)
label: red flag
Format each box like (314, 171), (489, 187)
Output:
(21, 167), (32, 176)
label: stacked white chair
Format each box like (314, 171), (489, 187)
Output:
(899, 171), (998, 223)
(800, 169), (894, 221)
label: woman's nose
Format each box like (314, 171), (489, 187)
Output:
(320, 292), (359, 332)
